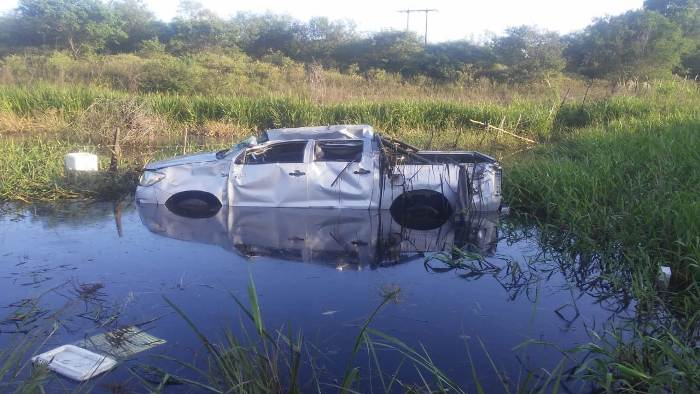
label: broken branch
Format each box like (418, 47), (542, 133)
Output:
(468, 119), (537, 144)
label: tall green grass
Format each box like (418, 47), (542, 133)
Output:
(0, 138), (144, 201)
(505, 119), (700, 391)
(506, 119), (700, 273)
(157, 275), (568, 393)
(2, 82), (698, 141)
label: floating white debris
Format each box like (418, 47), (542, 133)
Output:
(657, 265), (672, 288)
(322, 310), (338, 316)
(31, 345), (116, 381)
(76, 326), (166, 359)
(64, 152), (99, 172)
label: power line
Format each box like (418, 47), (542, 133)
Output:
(397, 9), (438, 45)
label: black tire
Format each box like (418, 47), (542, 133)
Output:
(390, 189), (452, 230)
(165, 191), (222, 218)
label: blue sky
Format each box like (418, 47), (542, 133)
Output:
(0, 0), (644, 42)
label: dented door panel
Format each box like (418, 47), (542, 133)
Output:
(307, 140), (375, 208)
(229, 140), (311, 207)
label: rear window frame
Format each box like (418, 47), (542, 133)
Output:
(236, 140), (309, 165)
(313, 140), (364, 163)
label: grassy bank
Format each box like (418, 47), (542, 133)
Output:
(1, 80), (698, 139)
(0, 51), (621, 103)
(507, 119), (700, 266)
(506, 119), (700, 391)
(1, 80), (698, 203)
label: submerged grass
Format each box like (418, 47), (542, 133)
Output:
(157, 275), (570, 393)
(0, 139), (138, 202)
(505, 119), (700, 392)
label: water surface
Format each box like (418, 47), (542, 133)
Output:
(0, 201), (633, 392)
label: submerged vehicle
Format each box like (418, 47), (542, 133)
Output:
(136, 125), (502, 217)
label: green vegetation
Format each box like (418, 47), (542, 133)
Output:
(158, 276), (567, 393)
(1, 0), (699, 83)
(0, 138), (138, 201)
(565, 10), (688, 80)
(506, 120), (700, 391)
(1, 79), (697, 204)
(1, 79), (697, 136)
(0, 79), (698, 203)
(508, 120), (700, 265)
(0, 1), (699, 392)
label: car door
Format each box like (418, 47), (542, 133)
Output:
(229, 140), (311, 207)
(307, 139), (375, 208)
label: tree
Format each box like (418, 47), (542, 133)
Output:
(231, 13), (305, 59)
(565, 10), (686, 81)
(414, 41), (495, 81)
(683, 50), (700, 77)
(0, 13), (22, 54)
(491, 26), (565, 83)
(297, 17), (356, 65)
(15, 0), (124, 58)
(167, 1), (227, 53)
(644, 0), (700, 76)
(108, 0), (159, 53)
(644, 0), (699, 18)
(334, 31), (423, 75)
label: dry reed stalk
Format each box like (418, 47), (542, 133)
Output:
(469, 119), (537, 144)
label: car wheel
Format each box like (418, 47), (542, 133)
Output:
(390, 189), (452, 230)
(165, 191), (222, 218)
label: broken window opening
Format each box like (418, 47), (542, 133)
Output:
(238, 141), (307, 165)
(314, 140), (363, 162)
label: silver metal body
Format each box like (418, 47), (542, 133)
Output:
(137, 205), (500, 268)
(136, 125), (502, 213)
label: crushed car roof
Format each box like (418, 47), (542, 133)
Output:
(264, 124), (374, 142)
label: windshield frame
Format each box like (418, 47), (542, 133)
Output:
(216, 136), (258, 159)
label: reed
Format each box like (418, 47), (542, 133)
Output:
(505, 118), (700, 392)
(1, 80), (698, 143)
(156, 275), (567, 393)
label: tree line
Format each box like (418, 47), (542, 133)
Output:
(0, 0), (698, 83)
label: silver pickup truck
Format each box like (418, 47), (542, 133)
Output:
(135, 125), (502, 220)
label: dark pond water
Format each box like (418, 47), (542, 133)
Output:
(0, 201), (634, 392)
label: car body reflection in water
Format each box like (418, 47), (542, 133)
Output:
(137, 204), (499, 269)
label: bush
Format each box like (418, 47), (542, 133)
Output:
(139, 55), (203, 93)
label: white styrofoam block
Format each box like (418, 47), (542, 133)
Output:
(660, 266), (672, 278)
(31, 345), (116, 381)
(64, 152), (99, 172)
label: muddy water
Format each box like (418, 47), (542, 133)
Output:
(0, 201), (633, 392)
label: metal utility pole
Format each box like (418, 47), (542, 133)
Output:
(397, 8), (437, 45)
(398, 9), (410, 30)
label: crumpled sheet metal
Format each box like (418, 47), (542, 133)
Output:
(136, 126), (502, 212)
(147, 160), (230, 205)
